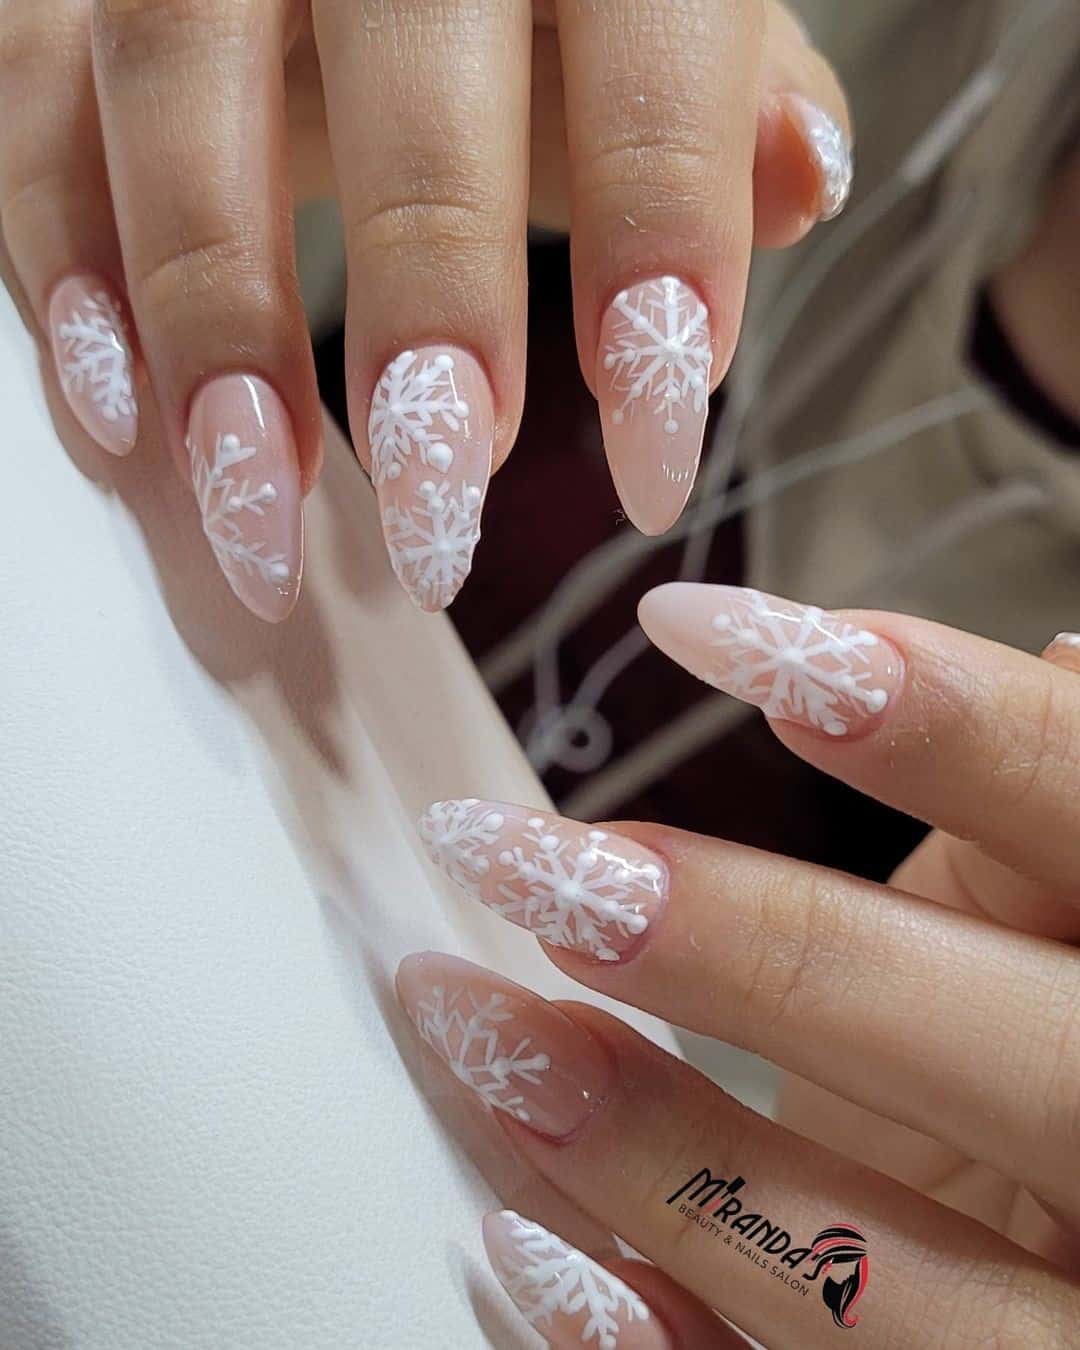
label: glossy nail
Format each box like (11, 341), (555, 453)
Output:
(368, 345), (493, 612)
(420, 800), (667, 963)
(186, 374), (303, 623)
(1043, 632), (1080, 673)
(49, 273), (138, 456)
(786, 94), (853, 221)
(596, 276), (713, 536)
(484, 1211), (670, 1350)
(639, 583), (903, 738)
(396, 952), (612, 1138)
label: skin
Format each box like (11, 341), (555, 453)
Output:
(0, 0), (849, 561)
(405, 615), (1080, 1346)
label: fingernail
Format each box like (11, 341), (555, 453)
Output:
(597, 276), (713, 536)
(49, 273), (138, 456)
(186, 374), (303, 623)
(396, 952), (612, 1139)
(786, 94), (853, 221)
(483, 1211), (670, 1350)
(639, 583), (903, 738)
(1043, 632), (1080, 672)
(369, 345), (493, 612)
(420, 800), (667, 963)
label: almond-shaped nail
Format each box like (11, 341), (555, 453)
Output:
(396, 952), (612, 1139)
(369, 345), (493, 612)
(420, 800), (667, 963)
(597, 276), (713, 536)
(49, 274), (138, 456)
(186, 374), (302, 623)
(639, 583), (903, 738)
(484, 1211), (670, 1350)
(786, 94), (853, 221)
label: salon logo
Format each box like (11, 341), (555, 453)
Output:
(666, 1170), (869, 1330)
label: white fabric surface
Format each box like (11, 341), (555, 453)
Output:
(0, 293), (679, 1350)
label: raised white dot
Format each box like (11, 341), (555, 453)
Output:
(825, 719), (847, 736)
(712, 614), (731, 630)
(270, 562), (291, 582)
(527, 817), (544, 829)
(427, 442), (454, 473)
(221, 433), (240, 453)
(615, 290), (629, 306)
(434, 353), (454, 370)
(867, 688), (889, 713)
(603, 353), (617, 370)
(387, 462), (401, 481)
(627, 913), (649, 934)
(540, 834), (559, 851)
(485, 812), (504, 830)
(664, 418), (679, 435)
(588, 830), (607, 843)
(498, 851), (514, 866)
(611, 410), (625, 426)
(641, 863), (661, 882)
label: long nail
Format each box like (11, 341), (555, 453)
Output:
(368, 345), (493, 612)
(186, 374), (303, 623)
(420, 800), (667, 963)
(483, 1211), (670, 1350)
(639, 583), (903, 738)
(49, 273), (138, 456)
(396, 952), (612, 1139)
(597, 276), (713, 536)
(786, 95), (853, 221)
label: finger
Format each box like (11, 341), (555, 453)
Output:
(419, 800), (1080, 1223)
(313, 0), (531, 614)
(0, 0), (139, 455)
(92, 0), (320, 622)
(638, 584), (1080, 898)
(397, 955), (1080, 1348)
(556, 0), (764, 535)
(483, 1209), (743, 1348)
(753, 1), (854, 247)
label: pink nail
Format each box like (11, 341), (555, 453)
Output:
(786, 95), (853, 221)
(596, 276), (712, 536)
(368, 345), (493, 612)
(420, 800), (667, 963)
(1044, 632), (1080, 672)
(639, 583), (903, 738)
(484, 1211), (671, 1350)
(186, 374), (303, 623)
(396, 952), (612, 1139)
(49, 274), (138, 456)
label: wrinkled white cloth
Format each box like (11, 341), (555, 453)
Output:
(0, 293), (679, 1350)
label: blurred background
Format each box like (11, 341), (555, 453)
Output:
(301, 0), (1080, 1105)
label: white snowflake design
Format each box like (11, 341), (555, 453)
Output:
(801, 104), (852, 220)
(56, 292), (135, 424)
(369, 349), (470, 485)
(493, 1212), (650, 1349)
(382, 478), (483, 610)
(412, 984), (551, 1122)
(420, 799), (506, 897)
(188, 432), (290, 590)
(601, 276), (711, 435)
(709, 590), (890, 736)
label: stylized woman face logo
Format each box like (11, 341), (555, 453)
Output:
(807, 1225), (870, 1329)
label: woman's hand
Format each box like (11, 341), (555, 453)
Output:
(0, 2), (850, 620)
(397, 587), (1080, 1347)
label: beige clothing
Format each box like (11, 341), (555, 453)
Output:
(748, 0), (1080, 651)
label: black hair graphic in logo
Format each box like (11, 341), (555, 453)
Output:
(805, 1224), (869, 1329)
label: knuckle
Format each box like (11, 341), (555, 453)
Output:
(0, 2), (89, 86)
(579, 139), (721, 222)
(133, 226), (281, 329)
(346, 189), (510, 270)
(92, 0), (260, 73)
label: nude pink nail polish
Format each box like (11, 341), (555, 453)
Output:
(484, 1211), (672, 1350)
(396, 952), (613, 1139)
(786, 95), (853, 221)
(186, 374), (303, 623)
(639, 583), (903, 738)
(596, 276), (713, 536)
(49, 274), (138, 456)
(420, 800), (667, 963)
(368, 345), (493, 612)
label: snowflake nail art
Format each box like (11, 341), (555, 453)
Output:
(185, 374), (302, 622)
(49, 276), (138, 455)
(484, 1212), (662, 1350)
(370, 345), (493, 611)
(788, 95), (853, 221)
(397, 953), (613, 1138)
(639, 584), (903, 738)
(597, 278), (713, 535)
(601, 277), (711, 436)
(420, 801), (667, 962)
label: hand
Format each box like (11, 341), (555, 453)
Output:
(0, 2), (850, 621)
(398, 587), (1080, 1347)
